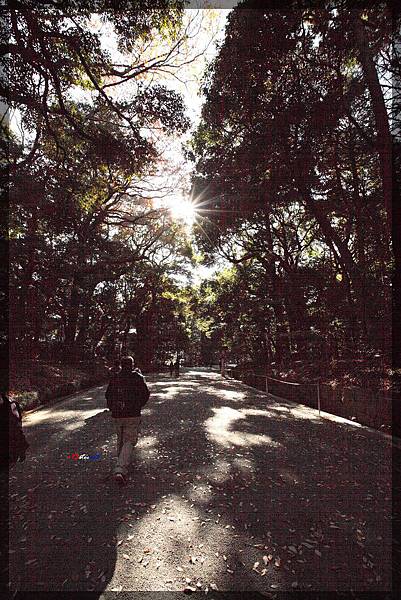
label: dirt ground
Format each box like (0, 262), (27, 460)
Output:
(8, 368), (392, 594)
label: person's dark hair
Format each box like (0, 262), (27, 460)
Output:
(121, 356), (134, 371)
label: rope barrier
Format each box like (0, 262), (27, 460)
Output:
(225, 368), (320, 411)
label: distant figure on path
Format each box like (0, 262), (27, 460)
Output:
(105, 356), (150, 485)
(169, 360), (174, 377)
(174, 358), (180, 377)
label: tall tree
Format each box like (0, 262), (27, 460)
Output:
(190, 3), (393, 381)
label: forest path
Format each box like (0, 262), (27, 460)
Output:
(9, 368), (391, 593)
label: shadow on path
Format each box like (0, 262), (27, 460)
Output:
(9, 369), (392, 592)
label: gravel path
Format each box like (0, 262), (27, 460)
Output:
(9, 368), (392, 593)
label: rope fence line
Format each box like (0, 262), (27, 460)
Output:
(224, 368), (322, 414)
(223, 367), (393, 434)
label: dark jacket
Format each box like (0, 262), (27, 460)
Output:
(105, 368), (150, 418)
(0, 394), (29, 470)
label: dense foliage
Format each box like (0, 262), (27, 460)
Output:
(190, 3), (396, 388)
(4, 2), (197, 371)
(2, 3), (398, 391)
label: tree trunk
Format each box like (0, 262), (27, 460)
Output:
(353, 12), (392, 231)
(349, 140), (369, 342)
(64, 273), (82, 363)
(75, 295), (93, 361)
(284, 272), (310, 357)
(263, 214), (291, 366)
(17, 206), (38, 359)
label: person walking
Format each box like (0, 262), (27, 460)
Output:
(169, 360), (174, 377)
(105, 356), (150, 485)
(174, 357), (180, 377)
(0, 392), (29, 472)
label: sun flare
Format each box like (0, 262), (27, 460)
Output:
(167, 196), (197, 227)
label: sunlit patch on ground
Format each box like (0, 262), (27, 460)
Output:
(24, 408), (106, 428)
(232, 456), (255, 476)
(204, 457), (232, 484)
(9, 370), (392, 593)
(217, 389), (245, 401)
(136, 435), (158, 449)
(107, 495), (228, 591)
(205, 406), (281, 448)
(187, 482), (213, 504)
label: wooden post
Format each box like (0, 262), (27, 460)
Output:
(317, 379), (321, 415)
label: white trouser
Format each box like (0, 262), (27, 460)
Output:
(113, 417), (141, 476)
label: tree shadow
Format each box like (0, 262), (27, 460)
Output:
(9, 369), (392, 593)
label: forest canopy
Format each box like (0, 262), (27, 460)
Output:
(188, 3), (396, 390)
(1, 1), (398, 395)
